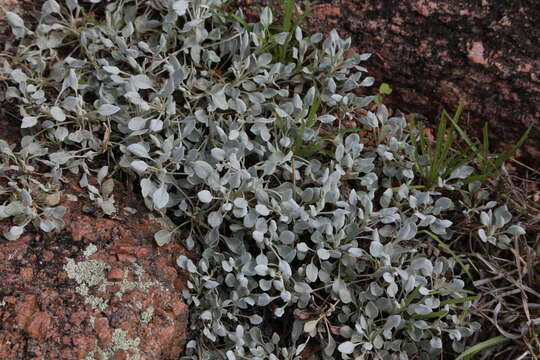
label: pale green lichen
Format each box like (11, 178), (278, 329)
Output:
(64, 257), (109, 288)
(76, 283), (89, 296)
(0, 299), (5, 307)
(127, 276), (161, 292)
(63, 245), (164, 359)
(141, 306), (154, 324)
(83, 352), (95, 360)
(64, 244), (163, 314)
(113, 268), (161, 299)
(85, 295), (109, 313)
(111, 329), (141, 360)
(83, 244), (98, 257)
(64, 255), (110, 313)
(85, 330), (141, 360)
(133, 264), (145, 277)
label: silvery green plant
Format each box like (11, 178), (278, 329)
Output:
(0, 139), (66, 238)
(1, 0), (526, 359)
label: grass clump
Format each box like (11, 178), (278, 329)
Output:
(409, 103), (533, 190)
(0, 1), (533, 359)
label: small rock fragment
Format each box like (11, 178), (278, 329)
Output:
(467, 41), (488, 65)
(107, 268), (124, 282)
(25, 311), (51, 339)
(114, 350), (128, 360)
(15, 294), (37, 328)
(20, 267), (33, 281)
(94, 316), (112, 347)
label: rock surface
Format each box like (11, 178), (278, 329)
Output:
(0, 178), (189, 360)
(324, 0), (538, 158)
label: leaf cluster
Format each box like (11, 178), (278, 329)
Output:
(0, 1), (528, 359)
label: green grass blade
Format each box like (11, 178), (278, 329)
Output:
(440, 296), (477, 306)
(480, 123), (490, 173)
(435, 110), (449, 157)
(412, 310), (449, 319)
(493, 123), (533, 169)
(447, 112), (484, 163)
(295, 141), (324, 158)
(225, 11), (249, 30)
(278, 2), (312, 63)
(408, 116), (432, 183)
(454, 336), (510, 360)
(305, 94), (321, 128)
(403, 285), (421, 308)
(430, 288), (477, 296)
(416, 124), (431, 182)
(453, 103), (464, 122)
(482, 122), (489, 159)
(463, 174), (488, 184)
(456, 328), (540, 360)
(431, 112), (448, 183)
(320, 127), (363, 139)
(281, 0), (294, 33)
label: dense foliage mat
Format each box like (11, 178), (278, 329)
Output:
(0, 0), (527, 359)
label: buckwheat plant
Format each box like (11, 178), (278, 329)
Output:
(1, 0), (526, 359)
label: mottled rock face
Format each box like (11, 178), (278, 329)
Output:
(331, 0), (539, 163)
(0, 179), (189, 360)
